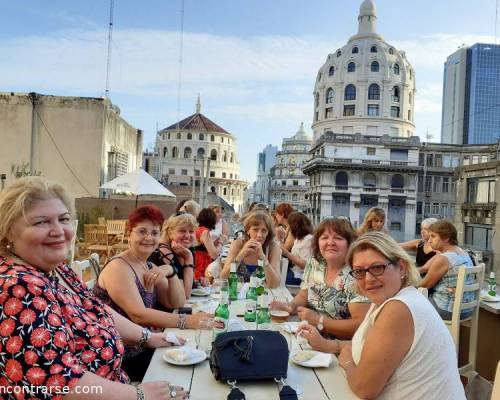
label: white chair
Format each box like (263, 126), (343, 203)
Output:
(492, 361), (500, 400)
(445, 263), (485, 380)
(71, 253), (100, 289)
(280, 257), (288, 287)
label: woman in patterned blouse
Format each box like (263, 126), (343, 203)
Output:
(270, 218), (370, 339)
(0, 177), (188, 400)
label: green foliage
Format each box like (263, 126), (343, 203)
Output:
(10, 162), (41, 178)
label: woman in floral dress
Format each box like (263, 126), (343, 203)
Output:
(0, 177), (187, 400)
(271, 218), (370, 339)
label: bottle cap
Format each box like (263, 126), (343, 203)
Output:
(491, 271), (496, 279)
(257, 259), (264, 267)
(258, 293), (269, 307)
(249, 276), (258, 287)
(230, 262), (237, 273)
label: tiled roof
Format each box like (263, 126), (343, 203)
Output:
(161, 113), (229, 134)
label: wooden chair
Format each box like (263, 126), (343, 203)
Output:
(445, 263), (485, 380)
(492, 361), (500, 400)
(107, 219), (128, 255)
(71, 253), (100, 289)
(83, 224), (111, 263)
(97, 217), (106, 225)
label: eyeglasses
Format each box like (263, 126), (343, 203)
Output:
(349, 262), (393, 280)
(132, 228), (161, 238)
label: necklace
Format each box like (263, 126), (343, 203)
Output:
(127, 250), (149, 272)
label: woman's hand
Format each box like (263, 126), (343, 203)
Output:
(146, 332), (186, 348)
(338, 342), (354, 369)
(269, 300), (293, 314)
(296, 322), (330, 353)
(171, 241), (193, 264)
(140, 381), (189, 399)
(186, 312), (214, 329)
(236, 240), (258, 261)
(296, 306), (321, 326)
(275, 226), (287, 243)
(143, 270), (160, 292)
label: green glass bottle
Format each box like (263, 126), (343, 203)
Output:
(255, 259), (266, 296)
(488, 271), (497, 297)
(244, 276), (258, 322)
(213, 290), (229, 339)
(257, 292), (271, 329)
(228, 262), (238, 301)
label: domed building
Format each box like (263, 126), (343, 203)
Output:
(148, 97), (247, 212)
(312, 0), (416, 141)
(303, 0), (419, 241)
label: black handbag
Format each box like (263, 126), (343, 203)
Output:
(209, 330), (297, 400)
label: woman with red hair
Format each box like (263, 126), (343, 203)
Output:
(93, 205), (188, 380)
(275, 202), (295, 251)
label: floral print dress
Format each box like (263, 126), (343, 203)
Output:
(0, 257), (128, 400)
(300, 258), (369, 319)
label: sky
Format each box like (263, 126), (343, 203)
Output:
(1, 0), (498, 182)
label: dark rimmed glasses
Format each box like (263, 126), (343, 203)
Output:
(349, 262), (393, 280)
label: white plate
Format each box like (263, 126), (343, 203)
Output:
(191, 288), (210, 296)
(162, 347), (207, 366)
(481, 294), (500, 302)
(290, 350), (331, 368)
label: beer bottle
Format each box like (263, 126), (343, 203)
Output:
(213, 290), (229, 339)
(228, 262), (238, 301)
(488, 271), (497, 297)
(257, 292), (271, 329)
(256, 259), (266, 296)
(244, 276), (258, 322)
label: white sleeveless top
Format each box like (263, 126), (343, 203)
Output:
(351, 286), (465, 400)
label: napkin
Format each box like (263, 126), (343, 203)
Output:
(228, 318), (246, 332)
(237, 283), (250, 300)
(165, 332), (183, 346)
(300, 352), (333, 368)
(280, 322), (299, 334)
(166, 346), (198, 362)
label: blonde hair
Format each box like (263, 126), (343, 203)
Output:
(161, 213), (197, 243)
(180, 200), (201, 217)
(347, 231), (421, 288)
(0, 177), (74, 255)
(358, 207), (386, 235)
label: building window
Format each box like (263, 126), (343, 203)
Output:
(392, 86), (400, 102)
(328, 66), (335, 76)
(293, 180), (298, 186)
(210, 135), (214, 142)
(442, 177), (449, 192)
(408, 110), (411, 120)
(389, 48), (394, 55)
(393, 63), (400, 75)
(367, 147), (376, 155)
(168, 133), (171, 139)
(292, 193), (298, 201)
(370, 46), (378, 53)
(432, 203), (440, 215)
(209, 171), (215, 177)
(467, 178), (495, 203)
(194, 169), (200, 176)
(281, 193), (286, 200)
(223, 187), (227, 195)
(210, 149), (217, 161)
(325, 107), (333, 118)
(197, 148), (205, 158)
(281, 180), (286, 186)
(187, 133), (192, 140)
(177, 132), (181, 139)
(230, 152), (234, 163)
(370, 61), (379, 72)
(183, 147), (192, 159)
(435, 154), (443, 167)
(221, 137), (224, 143)
(181, 169), (188, 175)
(344, 84), (356, 100)
(433, 177), (441, 192)
(172, 147), (179, 158)
(426, 154), (433, 167)
(367, 104), (379, 116)
(344, 105), (356, 116)
(163, 147), (168, 157)
(336, 50), (342, 57)
(391, 222), (402, 231)
(326, 88), (334, 104)
(419, 153), (425, 166)
(368, 83), (380, 100)
(425, 176), (432, 192)
(441, 203), (448, 216)
(222, 172), (226, 178)
(168, 168), (175, 174)
(363, 173), (377, 189)
(336, 171), (349, 189)
(347, 62), (356, 72)
(315, 93), (319, 108)
(390, 106), (400, 118)
(417, 201), (422, 214)
(391, 174), (404, 191)
(352, 46), (359, 54)
(199, 133), (204, 140)
(223, 151), (227, 162)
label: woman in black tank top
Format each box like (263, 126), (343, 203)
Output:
(399, 217), (438, 268)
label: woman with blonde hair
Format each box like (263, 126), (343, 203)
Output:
(221, 210), (281, 287)
(178, 199), (201, 217)
(299, 231), (464, 399)
(357, 207), (386, 236)
(0, 177), (188, 399)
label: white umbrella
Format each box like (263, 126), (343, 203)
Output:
(100, 168), (175, 206)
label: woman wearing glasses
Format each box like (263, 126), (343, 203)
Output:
(94, 207), (209, 380)
(300, 232), (464, 399)
(271, 218), (370, 339)
(0, 178), (188, 399)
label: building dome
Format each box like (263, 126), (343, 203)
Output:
(311, 0), (416, 143)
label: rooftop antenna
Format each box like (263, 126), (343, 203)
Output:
(105, 0), (114, 97)
(175, 0), (185, 135)
(496, 0), (498, 44)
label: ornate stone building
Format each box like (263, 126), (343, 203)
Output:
(145, 98), (247, 212)
(270, 123), (312, 212)
(312, 0), (416, 141)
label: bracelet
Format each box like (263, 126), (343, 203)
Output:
(341, 359), (355, 369)
(137, 327), (152, 348)
(177, 313), (188, 329)
(135, 385), (145, 400)
(166, 265), (178, 279)
(184, 263), (194, 269)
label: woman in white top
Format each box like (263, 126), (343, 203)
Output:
(280, 211), (313, 282)
(300, 231), (465, 400)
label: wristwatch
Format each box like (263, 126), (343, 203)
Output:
(317, 315), (324, 331)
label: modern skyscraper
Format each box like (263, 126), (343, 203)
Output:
(441, 43), (500, 144)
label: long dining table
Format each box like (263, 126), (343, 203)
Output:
(143, 286), (360, 400)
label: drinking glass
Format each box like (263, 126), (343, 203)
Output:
(195, 317), (214, 352)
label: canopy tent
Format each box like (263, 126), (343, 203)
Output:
(100, 168), (175, 206)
